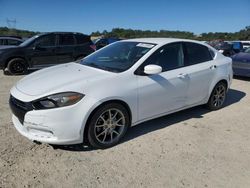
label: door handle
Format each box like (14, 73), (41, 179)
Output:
(210, 65), (217, 69)
(177, 73), (187, 79)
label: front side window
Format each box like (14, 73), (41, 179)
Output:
(184, 42), (212, 65)
(35, 35), (56, 47)
(81, 42), (155, 72)
(7, 39), (21, 45)
(140, 42), (184, 72)
(59, 34), (75, 46)
(19, 35), (38, 47)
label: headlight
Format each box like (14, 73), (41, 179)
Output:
(33, 92), (84, 109)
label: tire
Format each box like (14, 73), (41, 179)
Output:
(206, 82), (227, 110)
(7, 58), (27, 75)
(87, 103), (130, 149)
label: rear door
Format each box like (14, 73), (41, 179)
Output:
(183, 42), (215, 106)
(56, 34), (76, 63)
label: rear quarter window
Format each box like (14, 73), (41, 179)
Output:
(75, 34), (91, 44)
(184, 42), (213, 66)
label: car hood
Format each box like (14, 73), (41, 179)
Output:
(232, 52), (250, 63)
(15, 62), (112, 96)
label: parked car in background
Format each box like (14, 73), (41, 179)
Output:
(232, 50), (250, 77)
(94, 38), (121, 50)
(209, 41), (235, 57)
(0, 32), (95, 75)
(0, 35), (22, 39)
(0, 37), (23, 46)
(9, 38), (232, 148)
(208, 40), (245, 57)
(241, 41), (250, 49)
(243, 47), (250, 53)
(230, 41), (243, 53)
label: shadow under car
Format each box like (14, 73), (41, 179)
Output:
(51, 88), (245, 151)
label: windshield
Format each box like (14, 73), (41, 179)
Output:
(19, 35), (39, 47)
(80, 41), (155, 72)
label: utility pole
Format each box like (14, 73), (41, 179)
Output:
(6, 18), (17, 29)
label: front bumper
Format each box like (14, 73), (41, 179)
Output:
(12, 115), (78, 144)
(10, 94), (98, 145)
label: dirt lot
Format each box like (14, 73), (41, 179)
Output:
(0, 71), (250, 188)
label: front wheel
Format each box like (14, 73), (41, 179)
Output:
(87, 103), (130, 149)
(7, 58), (28, 75)
(206, 82), (227, 110)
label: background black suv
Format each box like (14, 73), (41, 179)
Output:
(0, 32), (95, 74)
(93, 38), (121, 50)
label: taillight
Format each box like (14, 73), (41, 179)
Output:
(90, 44), (96, 51)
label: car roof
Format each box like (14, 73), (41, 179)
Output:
(36, 32), (89, 37)
(123, 38), (207, 46)
(0, 37), (23, 41)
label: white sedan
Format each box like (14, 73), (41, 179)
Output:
(9, 38), (233, 149)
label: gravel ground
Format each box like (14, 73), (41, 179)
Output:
(0, 71), (250, 188)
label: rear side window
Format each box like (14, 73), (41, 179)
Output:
(75, 34), (90, 44)
(184, 42), (212, 65)
(59, 34), (75, 45)
(142, 42), (184, 72)
(0, 39), (3, 45)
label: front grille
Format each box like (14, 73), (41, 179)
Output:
(9, 95), (33, 124)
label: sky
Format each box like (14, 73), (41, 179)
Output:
(0, 0), (250, 35)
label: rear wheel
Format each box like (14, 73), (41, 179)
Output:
(7, 58), (27, 75)
(206, 82), (227, 110)
(87, 103), (130, 149)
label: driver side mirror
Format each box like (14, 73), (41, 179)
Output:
(144, 64), (162, 75)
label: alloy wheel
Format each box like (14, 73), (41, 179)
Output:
(211, 84), (226, 107)
(94, 108), (126, 144)
(12, 62), (25, 73)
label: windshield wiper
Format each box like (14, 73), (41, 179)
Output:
(81, 61), (120, 73)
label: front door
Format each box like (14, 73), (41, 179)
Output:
(29, 34), (57, 68)
(137, 42), (189, 121)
